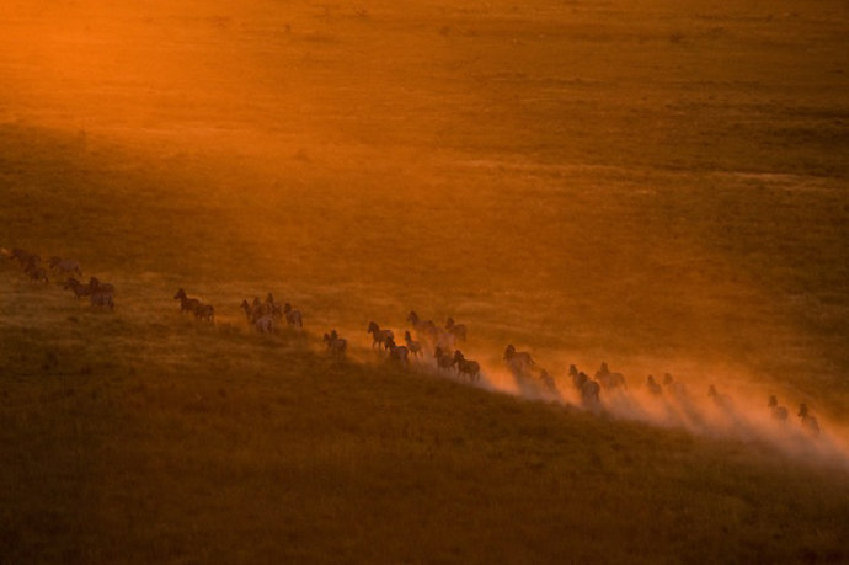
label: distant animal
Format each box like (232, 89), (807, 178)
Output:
(195, 303), (214, 322)
(406, 310), (426, 332)
(798, 403), (820, 435)
(595, 362), (626, 389)
(63, 277), (91, 299)
(581, 379), (600, 406)
(406, 310), (420, 326)
(174, 288), (200, 314)
(768, 395), (788, 422)
(48, 256), (81, 276)
(453, 350), (480, 383)
(283, 303), (303, 328)
(646, 375), (663, 396)
(404, 331), (423, 358)
(255, 314), (274, 333)
(434, 346), (456, 374)
(707, 384), (732, 408)
(11, 249), (39, 266)
(572, 369), (588, 392)
(385, 336), (409, 368)
(445, 317), (467, 342)
(539, 369), (557, 393)
(661, 373), (688, 397)
(368, 321), (393, 350)
(90, 290), (114, 309)
(503, 344), (534, 373)
(89, 277), (114, 295)
(25, 266), (49, 283)
(324, 330), (347, 357)
(240, 299), (261, 322)
(407, 310), (439, 345)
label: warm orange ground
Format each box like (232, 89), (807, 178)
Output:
(2, 0), (849, 562)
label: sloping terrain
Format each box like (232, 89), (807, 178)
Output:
(2, 0), (849, 562)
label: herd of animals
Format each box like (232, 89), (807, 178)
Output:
(6, 248), (114, 309)
(3, 247), (824, 437)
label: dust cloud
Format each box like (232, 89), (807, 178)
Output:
(372, 341), (849, 471)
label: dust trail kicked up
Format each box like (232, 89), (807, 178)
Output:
(342, 331), (849, 472)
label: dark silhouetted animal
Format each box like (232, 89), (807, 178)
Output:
(595, 362), (626, 389)
(368, 321), (393, 350)
(445, 317), (467, 342)
(48, 257), (81, 276)
(63, 278), (91, 299)
(90, 290), (114, 309)
(324, 330), (347, 357)
(385, 336), (409, 368)
(581, 379), (600, 406)
(174, 288), (200, 314)
(195, 303), (214, 322)
(404, 331), (422, 358)
(646, 375), (663, 396)
(453, 350), (480, 383)
(798, 403), (820, 435)
(503, 345), (534, 373)
(434, 346), (456, 374)
(768, 395), (788, 422)
(283, 303), (303, 328)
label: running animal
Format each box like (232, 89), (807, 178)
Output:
(255, 315), (274, 333)
(174, 288), (200, 314)
(48, 257), (81, 276)
(368, 321), (394, 350)
(240, 299), (264, 323)
(453, 350), (480, 383)
(63, 278), (91, 299)
(581, 379), (601, 407)
(646, 375), (663, 396)
(283, 303), (303, 328)
(407, 310), (439, 344)
(768, 395), (788, 422)
(572, 369), (588, 392)
(434, 346), (456, 374)
(798, 403), (820, 435)
(324, 330), (348, 357)
(539, 369), (557, 393)
(595, 362), (626, 389)
(707, 384), (732, 408)
(25, 266), (49, 283)
(90, 290), (114, 309)
(195, 303), (214, 322)
(404, 331), (423, 358)
(89, 277), (114, 295)
(503, 344), (534, 373)
(385, 336), (409, 368)
(445, 317), (467, 342)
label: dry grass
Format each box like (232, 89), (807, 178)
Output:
(3, 300), (849, 563)
(2, 0), (849, 562)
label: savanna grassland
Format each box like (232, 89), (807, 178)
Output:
(2, 0), (849, 562)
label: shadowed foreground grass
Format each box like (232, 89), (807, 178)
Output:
(2, 311), (849, 564)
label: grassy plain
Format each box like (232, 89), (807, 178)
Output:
(2, 0), (849, 562)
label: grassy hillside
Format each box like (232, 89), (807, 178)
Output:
(2, 122), (849, 564)
(2, 0), (849, 562)
(2, 257), (849, 563)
